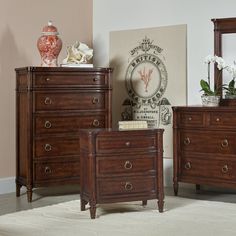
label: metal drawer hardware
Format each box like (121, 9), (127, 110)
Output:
(184, 162), (191, 170)
(92, 97), (99, 104)
(45, 77), (50, 82)
(44, 143), (52, 152)
(44, 166), (52, 174)
(44, 97), (52, 105)
(216, 118), (220, 122)
(184, 137), (191, 145)
(188, 117), (192, 121)
(44, 120), (52, 129)
(125, 141), (131, 147)
(124, 160), (133, 170)
(93, 77), (99, 82)
(222, 164), (229, 173)
(124, 182), (133, 191)
(221, 139), (229, 148)
(92, 119), (100, 127)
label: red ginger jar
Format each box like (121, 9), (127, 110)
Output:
(37, 21), (62, 67)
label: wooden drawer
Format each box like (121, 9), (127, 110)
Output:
(96, 133), (156, 153)
(180, 130), (236, 154)
(96, 154), (156, 177)
(33, 72), (107, 87)
(34, 91), (105, 111)
(181, 156), (236, 181)
(178, 112), (204, 127)
(35, 114), (106, 135)
(34, 160), (80, 181)
(96, 176), (156, 200)
(209, 112), (236, 128)
(34, 137), (80, 158)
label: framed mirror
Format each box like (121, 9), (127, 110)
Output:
(212, 17), (236, 106)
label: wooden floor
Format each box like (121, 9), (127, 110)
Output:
(1, 185), (236, 216)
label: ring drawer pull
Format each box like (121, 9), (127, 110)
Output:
(222, 165), (229, 173)
(44, 121), (52, 129)
(184, 162), (191, 170)
(125, 141), (131, 147)
(188, 117), (192, 121)
(124, 182), (133, 191)
(92, 97), (99, 104)
(44, 166), (52, 174)
(216, 118), (220, 122)
(92, 119), (100, 127)
(44, 97), (52, 105)
(45, 77), (50, 82)
(184, 137), (191, 145)
(221, 139), (228, 148)
(44, 143), (52, 152)
(124, 160), (133, 170)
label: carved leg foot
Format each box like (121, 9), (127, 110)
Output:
(196, 184), (200, 193)
(89, 205), (96, 219)
(81, 199), (88, 211)
(27, 187), (32, 202)
(158, 199), (164, 213)
(174, 181), (179, 196)
(142, 200), (147, 206)
(16, 183), (22, 197)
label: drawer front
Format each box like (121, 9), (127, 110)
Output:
(97, 176), (156, 199)
(33, 72), (107, 87)
(96, 154), (156, 177)
(96, 134), (156, 153)
(178, 112), (204, 127)
(209, 112), (236, 128)
(181, 156), (236, 181)
(180, 131), (236, 154)
(34, 137), (80, 158)
(34, 161), (80, 181)
(35, 114), (106, 135)
(34, 91), (105, 111)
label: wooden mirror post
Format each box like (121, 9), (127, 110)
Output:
(212, 17), (236, 106)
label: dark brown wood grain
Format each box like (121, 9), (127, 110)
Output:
(172, 106), (236, 196)
(79, 128), (164, 219)
(15, 67), (113, 202)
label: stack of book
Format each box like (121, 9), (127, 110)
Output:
(118, 120), (148, 130)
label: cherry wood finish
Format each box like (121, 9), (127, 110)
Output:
(15, 67), (113, 202)
(79, 128), (164, 219)
(173, 106), (236, 195)
(212, 17), (236, 106)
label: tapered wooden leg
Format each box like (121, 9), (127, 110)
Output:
(89, 204), (96, 219)
(158, 199), (164, 213)
(81, 199), (88, 211)
(142, 200), (147, 206)
(27, 187), (32, 202)
(16, 183), (22, 197)
(174, 181), (179, 196)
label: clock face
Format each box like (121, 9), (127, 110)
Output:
(125, 53), (167, 105)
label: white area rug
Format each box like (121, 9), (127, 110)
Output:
(0, 196), (236, 236)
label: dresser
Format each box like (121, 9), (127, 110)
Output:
(15, 66), (113, 202)
(173, 106), (236, 195)
(79, 128), (164, 219)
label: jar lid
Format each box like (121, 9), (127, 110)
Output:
(41, 21), (59, 35)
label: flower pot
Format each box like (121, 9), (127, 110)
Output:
(225, 94), (236, 99)
(201, 95), (220, 107)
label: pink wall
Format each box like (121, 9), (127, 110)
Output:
(0, 0), (93, 178)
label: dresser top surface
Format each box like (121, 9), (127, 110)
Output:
(15, 66), (113, 73)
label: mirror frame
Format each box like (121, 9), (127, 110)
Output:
(212, 17), (236, 106)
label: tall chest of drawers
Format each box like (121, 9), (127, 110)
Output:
(173, 106), (236, 195)
(15, 66), (113, 202)
(79, 128), (164, 219)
